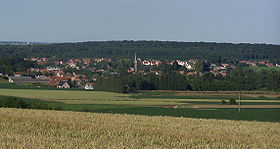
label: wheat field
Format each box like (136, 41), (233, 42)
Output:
(0, 108), (279, 148)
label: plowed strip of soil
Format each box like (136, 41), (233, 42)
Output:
(192, 105), (280, 109)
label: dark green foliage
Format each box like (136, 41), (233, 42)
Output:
(95, 76), (126, 93)
(188, 68), (280, 91)
(0, 96), (64, 110)
(95, 67), (280, 92)
(221, 100), (227, 105)
(194, 61), (206, 72)
(90, 107), (280, 122)
(0, 41), (279, 62)
(155, 73), (189, 90)
(0, 81), (58, 89)
(95, 72), (192, 93)
(0, 57), (37, 74)
(229, 99), (237, 105)
(0, 97), (27, 108)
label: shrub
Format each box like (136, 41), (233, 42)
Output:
(229, 99), (237, 105)
(0, 97), (28, 108)
(0, 96), (52, 110)
(221, 100), (227, 105)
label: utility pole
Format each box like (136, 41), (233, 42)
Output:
(238, 91), (241, 113)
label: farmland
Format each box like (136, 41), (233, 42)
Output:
(0, 108), (279, 148)
(0, 89), (280, 122)
(1, 89), (280, 106)
(0, 89), (280, 148)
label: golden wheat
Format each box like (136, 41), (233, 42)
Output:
(0, 108), (279, 148)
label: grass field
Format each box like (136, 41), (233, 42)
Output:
(0, 89), (279, 106)
(0, 108), (279, 148)
(1, 89), (280, 122)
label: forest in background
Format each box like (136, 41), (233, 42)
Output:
(1, 41), (280, 63)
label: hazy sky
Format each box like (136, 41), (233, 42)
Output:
(0, 0), (279, 44)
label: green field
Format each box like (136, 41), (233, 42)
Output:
(1, 89), (279, 106)
(0, 89), (280, 122)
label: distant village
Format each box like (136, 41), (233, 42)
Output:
(3, 55), (280, 90)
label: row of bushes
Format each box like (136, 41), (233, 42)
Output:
(221, 99), (237, 105)
(0, 96), (63, 110)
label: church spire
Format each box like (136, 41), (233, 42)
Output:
(134, 53), (137, 73)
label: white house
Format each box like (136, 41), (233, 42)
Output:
(85, 83), (94, 90)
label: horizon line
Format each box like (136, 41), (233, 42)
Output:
(0, 40), (279, 46)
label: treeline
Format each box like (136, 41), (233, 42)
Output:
(95, 76), (126, 93)
(0, 57), (37, 74)
(0, 96), (63, 110)
(95, 68), (280, 93)
(1, 41), (280, 63)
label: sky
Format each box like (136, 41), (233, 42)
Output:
(0, 0), (279, 44)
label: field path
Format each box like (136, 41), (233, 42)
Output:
(192, 104), (280, 109)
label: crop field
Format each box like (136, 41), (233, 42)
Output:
(0, 89), (129, 103)
(0, 89), (280, 106)
(0, 89), (280, 121)
(0, 108), (279, 148)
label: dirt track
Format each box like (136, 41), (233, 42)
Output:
(192, 104), (280, 109)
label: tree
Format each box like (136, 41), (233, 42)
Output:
(194, 61), (205, 72)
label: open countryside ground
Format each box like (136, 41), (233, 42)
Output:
(0, 108), (280, 148)
(1, 89), (280, 122)
(0, 89), (279, 107)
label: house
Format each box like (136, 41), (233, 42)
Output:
(68, 63), (77, 68)
(8, 76), (49, 84)
(82, 58), (91, 65)
(55, 61), (64, 65)
(39, 69), (48, 74)
(127, 68), (135, 73)
(219, 67), (226, 70)
(29, 68), (40, 72)
(186, 64), (193, 70)
(13, 72), (22, 77)
(84, 83), (94, 90)
(166, 61), (174, 65)
(47, 66), (60, 71)
(239, 60), (248, 64)
(142, 60), (151, 66)
(187, 72), (197, 76)
(258, 61), (266, 65)
(57, 81), (72, 88)
(177, 70), (185, 75)
(188, 59), (198, 64)
(221, 64), (229, 67)
(176, 60), (189, 67)
(266, 63), (273, 67)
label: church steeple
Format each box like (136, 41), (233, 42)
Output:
(134, 53), (137, 73)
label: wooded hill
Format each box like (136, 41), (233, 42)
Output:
(1, 41), (280, 62)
